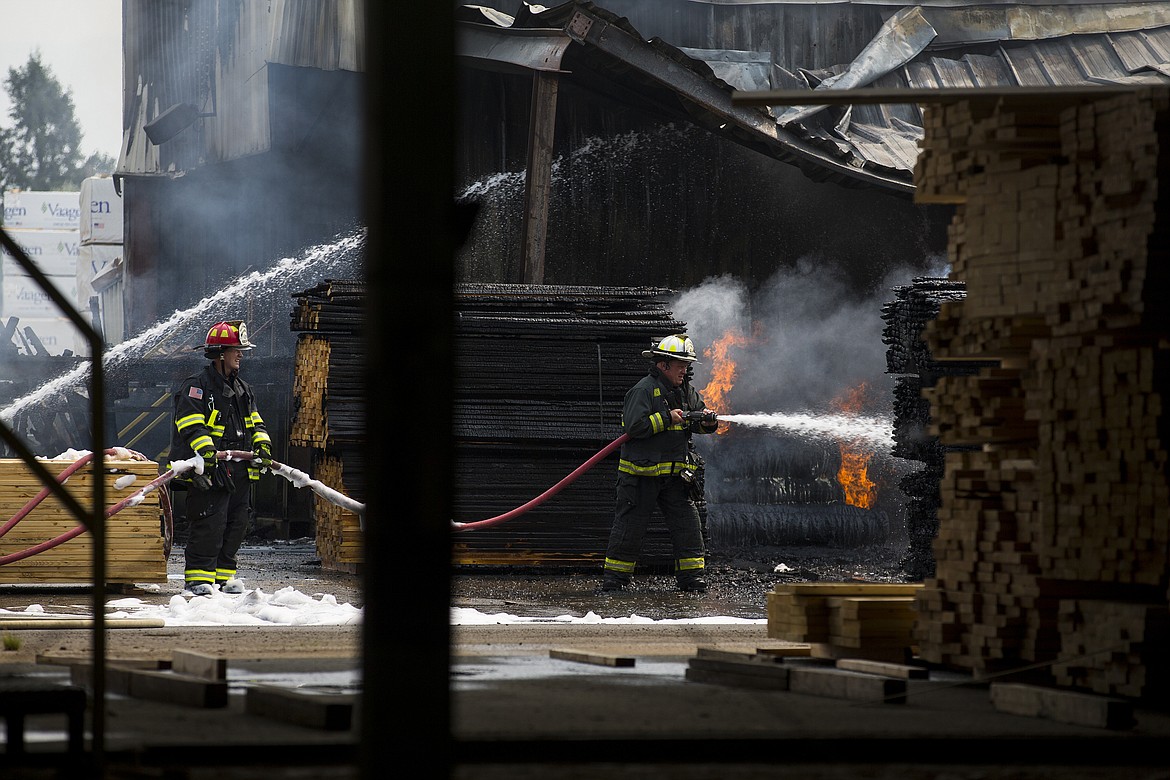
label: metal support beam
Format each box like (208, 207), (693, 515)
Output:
(521, 70), (559, 284)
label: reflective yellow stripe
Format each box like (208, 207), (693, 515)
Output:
(185, 568), (214, 584)
(208, 424), (225, 436)
(189, 435), (214, 452)
(207, 409), (219, 428)
(252, 431), (272, 445)
(618, 460), (688, 477)
(604, 558), (636, 574)
(215, 568), (236, 582)
(676, 557), (705, 572)
(650, 412), (665, 434)
(175, 413), (205, 431)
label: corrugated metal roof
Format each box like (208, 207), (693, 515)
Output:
(760, 5), (1170, 175)
(118, 0), (365, 177)
(457, 1), (914, 193)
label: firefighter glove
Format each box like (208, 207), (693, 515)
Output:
(198, 447), (218, 473)
(253, 443), (272, 473)
(190, 472), (213, 491)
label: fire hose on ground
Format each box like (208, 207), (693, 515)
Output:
(0, 448), (366, 567)
(451, 410), (722, 532)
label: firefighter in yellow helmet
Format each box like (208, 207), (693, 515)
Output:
(601, 334), (719, 592)
(170, 320), (273, 596)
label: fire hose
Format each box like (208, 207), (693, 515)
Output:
(451, 410), (721, 532)
(0, 448), (365, 567)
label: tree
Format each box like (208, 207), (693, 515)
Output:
(0, 52), (114, 192)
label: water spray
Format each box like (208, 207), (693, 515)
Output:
(453, 407), (894, 531)
(0, 229), (366, 424)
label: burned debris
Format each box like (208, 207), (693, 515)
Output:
(881, 277), (983, 580)
(453, 283), (685, 567)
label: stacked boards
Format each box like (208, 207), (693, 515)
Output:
(0, 457), (165, 584)
(454, 284), (685, 567)
(289, 280), (364, 572)
(911, 89), (1170, 699)
(767, 582), (922, 663)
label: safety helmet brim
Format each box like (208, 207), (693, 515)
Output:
(642, 348), (698, 363)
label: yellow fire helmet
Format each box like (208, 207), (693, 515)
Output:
(641, 334), (699, 363)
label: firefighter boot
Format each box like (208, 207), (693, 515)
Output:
(599, 572), (630, 593)
(677, 573), (708, 592)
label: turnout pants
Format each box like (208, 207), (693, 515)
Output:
(184, 460), (253, 585)
(604, 472), (706, 581)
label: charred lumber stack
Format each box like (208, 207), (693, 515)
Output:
(289, 280), (364, 572)
(881, 278), (988, 579)
(453, 283), (685, 567)
(0, 457), (165, 584)
(911, 89), (1170, 700)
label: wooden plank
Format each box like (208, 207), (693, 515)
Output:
(989, 683), (1135, 730)
(695, 647), (786, 664)
(836, 658), (929, 679)
(756, 645), (813, 658)
(172, 650), (228, 681)
(245, 684), (356, 731)
(549, 648), (635, 667)
(126, 670), (229, 709)
(788, 666), (908, 704)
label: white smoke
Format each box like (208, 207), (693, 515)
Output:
(674, 254), (950, 418)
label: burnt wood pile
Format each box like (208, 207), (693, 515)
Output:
(909, 91), (1170, 699)
(881, 277), (986, 579)
(701, 428), (892, 548)
(289, 279), (364, 572)
(454, 283), (686, 567)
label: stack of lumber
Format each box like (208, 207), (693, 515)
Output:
(881, 278), (988, 579)
(766, 582), (923, 662)
(311, 455), (361, 574)
(289, 280), (364, 572)
(0, 457), (165, 584)
(453, 283), (686, 567)
(910, 88), (1170, 699)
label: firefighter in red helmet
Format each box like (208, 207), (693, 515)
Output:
(170, 320), (273, 596)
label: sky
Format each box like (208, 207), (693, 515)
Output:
(0, 0), (123, 161)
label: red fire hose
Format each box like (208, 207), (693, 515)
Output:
(0, 449), (365, 566)
(452, 433), (629, 531)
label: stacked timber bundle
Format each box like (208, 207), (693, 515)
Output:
(910, 89), (1170, 701)
(766, 583), (923, 663)
(882, 278), (968, 579)
(0, 457), (165, 584)
(453, 283), (685, 567)
(289, 279), (364, 572)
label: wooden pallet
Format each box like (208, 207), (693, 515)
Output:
(0, 457), (165, 584)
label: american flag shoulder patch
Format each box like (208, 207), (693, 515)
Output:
(188, 386), (204, 399)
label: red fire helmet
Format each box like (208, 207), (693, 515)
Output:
(202, 320), (254, 352)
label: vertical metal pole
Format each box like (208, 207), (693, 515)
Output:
(520, 71), (559, 284)
(362, 3), (454, 779)
(90, 352), (106, 768)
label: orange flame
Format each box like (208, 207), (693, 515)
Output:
(833, 384), (877, 509)
(701, 329), (751, 434)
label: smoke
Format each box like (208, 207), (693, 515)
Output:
(674, 254), (950, 417)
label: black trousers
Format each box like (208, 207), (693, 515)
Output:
(183, 460), (253, 584)
(604, 472), (705, 578)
